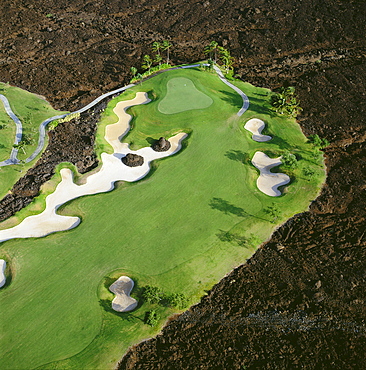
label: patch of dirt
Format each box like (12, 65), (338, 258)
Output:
(0, 0), (365, 368)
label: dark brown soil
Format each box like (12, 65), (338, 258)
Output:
(0, 0), (365, 368)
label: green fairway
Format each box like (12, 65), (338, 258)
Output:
(158, 76), (213, 114)
(0, 82), (67, 199)
(0, 67), (326, 370)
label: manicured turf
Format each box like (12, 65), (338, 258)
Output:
(158, 77), (213, 114)
(0, 82), (67, 199)
(0, 67), (326, 370)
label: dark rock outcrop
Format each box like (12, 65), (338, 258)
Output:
(152, 137), (171, 152)
(122, 153), (144, 167)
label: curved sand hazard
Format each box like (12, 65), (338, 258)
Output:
(105, 92), (151, 153)
(244, 118), (272, 142)
(252, 151), (290, 197)
(0, 259), (6, 288)
(109, 276), (138, 312)
(0, 93), (187, 243)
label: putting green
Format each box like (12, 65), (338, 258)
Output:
(158, 77), (213, 114)
(0, 67), (326, 370)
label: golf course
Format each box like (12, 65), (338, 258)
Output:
(0, 66), (326, 369)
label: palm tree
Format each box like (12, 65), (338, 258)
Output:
(130, 66), (137, 78)
(218, 46), (234, 73)
(141, 55), (153, 72)
(204, 41), (219, 63)
(270, 87), (302, 117)
(152, 41), (161, 57)
(162, 40), (172, 64)
(154, 53), (163, 66)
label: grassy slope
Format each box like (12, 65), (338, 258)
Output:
(0, 68), (325, 370)
(0, 82), (67, 199)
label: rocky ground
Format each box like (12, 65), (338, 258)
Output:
(0, 0), (365, 368)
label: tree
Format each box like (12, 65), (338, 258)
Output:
(13, 141), (26, 154)
(302, 166), (315, 180)
(141, 54), (153, 72)
(204, 41), (219, 63)
(162, 40), (172, 64)
(270, 87), (302, 118)
(144, 310), (159, 326)
(206, 58), (214, 72)
(152, 41), (161, 58)
(281, 151), (298, 169)
(308, 134), (329, 149)
(165, 293), (188, 309)
(265, 203), (281, 223)
(218, 46), (234, 73)
(154, 53), (163, 66)
(130, 66), (137, 78)
(142, 286), (162, 304)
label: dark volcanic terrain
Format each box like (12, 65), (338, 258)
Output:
(0, 0), (365, 369)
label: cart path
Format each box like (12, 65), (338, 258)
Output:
(0, 94), (22, 165)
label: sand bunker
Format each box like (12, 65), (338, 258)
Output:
(244, 118), (272, 142)
(0, 93), (187, 243)
(105, 92), (151, 153)
(252, 151), (290, 197)
(0, 259), (6, 288)
(109, 276), (137, 312)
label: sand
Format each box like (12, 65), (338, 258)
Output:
(244, 118), (272, 142)
(109, 276), (138, 312)
(105, 92), (151, 153)
(251, 151), (290, 197)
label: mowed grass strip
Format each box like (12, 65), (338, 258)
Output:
(0, 67), (325, 370)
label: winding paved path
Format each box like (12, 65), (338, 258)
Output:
(213, 65), (249, 116)
(0, 94), (22, 165)
(25, 84), (136, 163)
(1, 63), (249, 167)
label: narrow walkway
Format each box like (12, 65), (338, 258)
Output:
(0, 94), (22, 165)
(25, 84), (136, 163)
(213, 65), (249, 116)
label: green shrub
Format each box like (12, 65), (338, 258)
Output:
(141, 286), (163, 304)
(281, 151), (298, 169)
(165, 293), (188, 310)
(144, 310), (159, 326)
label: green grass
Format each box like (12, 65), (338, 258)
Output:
(0, 67), (325, 370)
(0, 82), (67, 199)
(158, 77), (213, 114)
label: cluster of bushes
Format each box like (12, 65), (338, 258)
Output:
(270, 86), (302, 118)
(141, 285), (189, 327)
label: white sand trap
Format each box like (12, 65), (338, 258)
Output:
(109, 276), (137, 312)
(244, 118), (272, 142)
(252, 151), (290, 197)
(105, 92), (151, 153)
(0, 259), (6, 288)
(0, 94), (187, 243)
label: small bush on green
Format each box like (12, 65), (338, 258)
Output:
(270, 86), (302, 118)
(141, 286), (163, 304)
(281, 151), (298, 169)
(308, 134), (329, 149)
(164, 293), (189, 310)
(144, 310), (160, 326)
